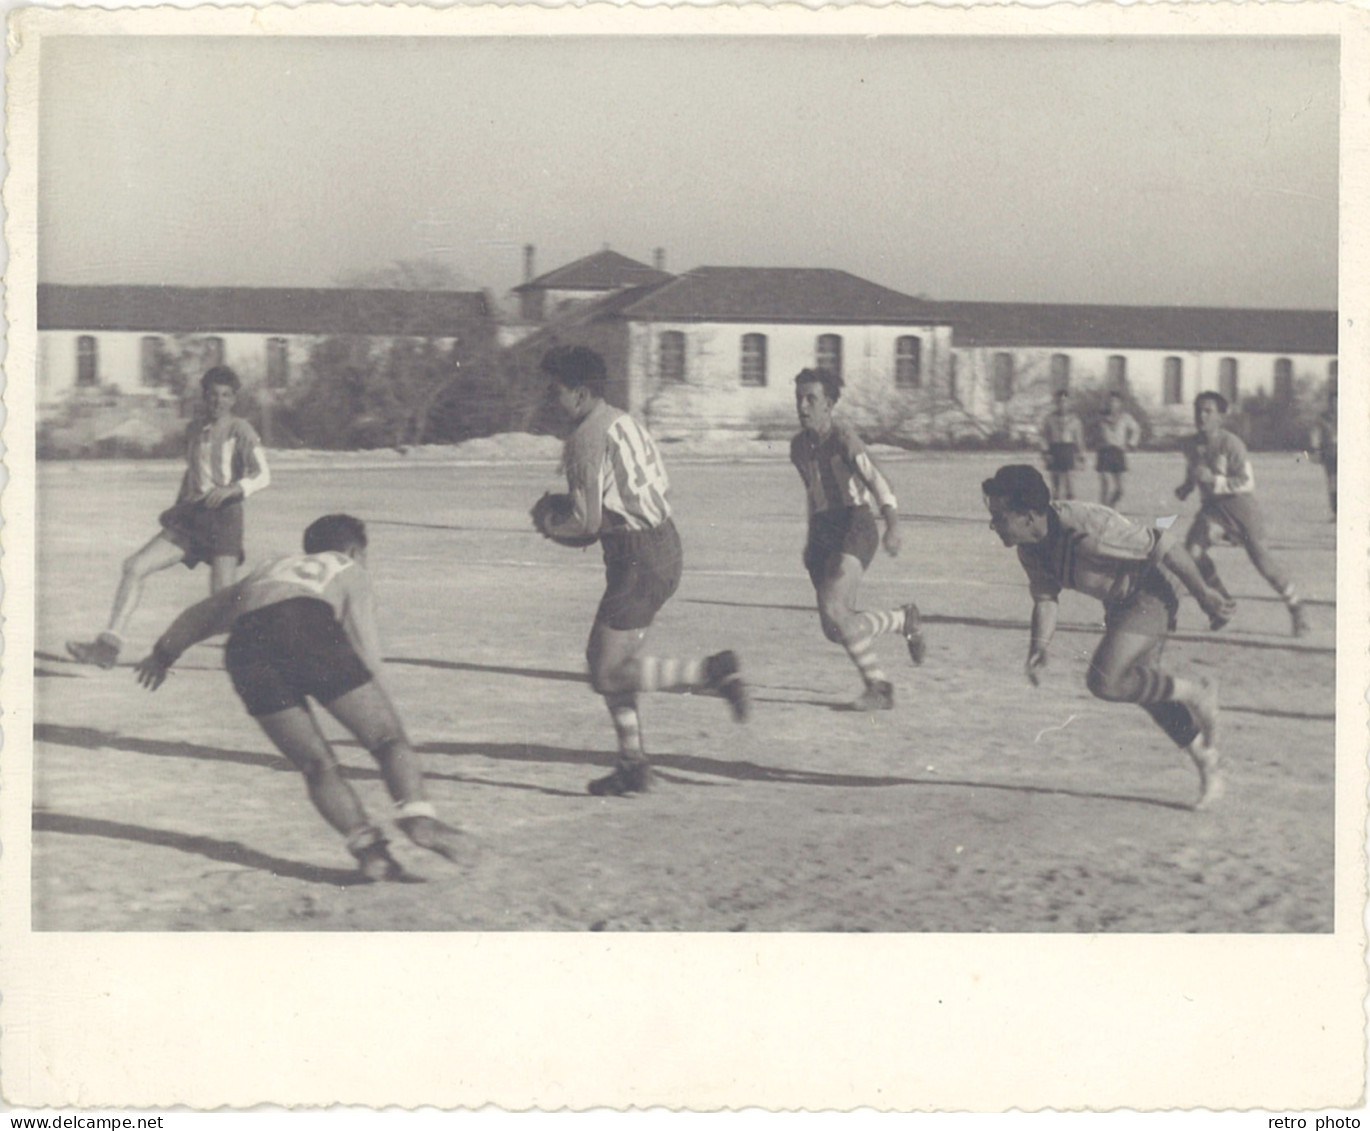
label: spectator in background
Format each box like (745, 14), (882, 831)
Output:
(1038, 389), (1085, 500)
(1096, 391), (1142, 509)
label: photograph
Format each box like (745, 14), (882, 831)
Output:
(3, 2), (1365, 1112)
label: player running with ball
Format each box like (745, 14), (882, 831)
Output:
(791, 367), (925, 711)
(134, 514), (470, 881)
(983, 465), (1235, 810)
(534, 346), (749, 797)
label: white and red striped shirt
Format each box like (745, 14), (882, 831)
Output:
(177, 415), (271, 503)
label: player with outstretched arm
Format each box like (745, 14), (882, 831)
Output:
(982, 464), (1235, 810)
(533, 345), (749, 797)
(134, 514), (470, 881)
(791, 367), (925, 711)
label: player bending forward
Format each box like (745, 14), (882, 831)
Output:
(791, 367), (924, 711)
(983, 465), (1235, 810)
(1176, 392), (1309, 637)
(534, 346), (749, 797)
(69, 366), (271, 669)
(134, 514), (469, 881)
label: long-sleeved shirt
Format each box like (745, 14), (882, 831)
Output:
(177, 415), (271, 503)
(790, 421), (897, 518)
(1179, 429), (1255, 499)
(1098, 412), (1142, 450)
(1017, 501), (1175, 609)
(154, 551), (382, 672)
(1039, 411), (1085, 449)
(556, 401), (671, 537)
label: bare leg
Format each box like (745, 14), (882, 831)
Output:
(817, 554), (893, 707)
(209, 553), (238, 594)
(108, 533), (187, 637)
(254, 703), (372, 837)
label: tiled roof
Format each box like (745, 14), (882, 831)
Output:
(514, 250), (674, 293)
(925, 302), (1338, 354)
(37, 285), (490, 336)
(617, 267), (943, 325)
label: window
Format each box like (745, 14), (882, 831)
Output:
(76, 336), (99, 386)
(1050, 354), (1071, 394)
(740, 334), (767, 388)
(1219, 358), (1239, 405)
(1163, 357), (1184, 405)
(1107, 355), (1127, 388)
(895, 336), (922, 389)
(992, 352), (1015, 402)
(267, 337), (290, 389)
(204, 336), (225, 369)
(140, 336), (164, 386)
(1273, 358), (1293, 402)
(816, 334), (843, 379)
(659, 331), (686, 383)
(949, 354), (960, 405)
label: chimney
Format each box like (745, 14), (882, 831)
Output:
(523, 244), (536, 284)
(653, 247), (666, 272)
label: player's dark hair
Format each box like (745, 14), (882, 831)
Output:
(794, 367), (843, 405)
(1194, 391), (1229, 415)
(982, 464), (1052, 515)
(304, 514), (368, 555)
(541, 345), (608, 399)
(202, 366), (242, 394)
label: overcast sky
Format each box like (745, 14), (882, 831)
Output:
(38, 35), (1339, 309)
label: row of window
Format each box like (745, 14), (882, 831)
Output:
(989, 352), (1336, 405)
(657, 332), (926, 389)
(74, 335), (291, 389)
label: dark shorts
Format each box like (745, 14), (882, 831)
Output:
(225, 597), (372, 717)
(803, 506), (879, 589)
(596, 519), (683, 631)
(1046, 443), (1078, 473)
(1104, 568), (1179, 636)
(1096, 446), (1127, 474)
(1190, 494), (1267, 549)
(159, 499), (245, 569)
(1322, 449), (1338, 474)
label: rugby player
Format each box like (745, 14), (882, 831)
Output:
(68, 366), (271, 669)
(539, 345), (749, 797)
(133, 514), (468, 881)
(791, 367), (924, 712)
(1096, 391), (1142, 508)
(1038, 389), (1086, 501)
(983, 464), (1235, 810)
(1310, 381), (1337, 520)
(1175, 391), (1309, 636)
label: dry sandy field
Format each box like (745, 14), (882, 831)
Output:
(31, 447), (1336, 931)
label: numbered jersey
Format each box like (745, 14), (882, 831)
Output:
(563, 402), (671, 532)
(234, 551), (366, 621)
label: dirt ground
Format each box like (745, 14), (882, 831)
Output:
(31, 448), (1336, 931)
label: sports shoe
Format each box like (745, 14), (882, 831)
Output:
(1187, 740), (1226, 811)
(1290, 602), (1310, 638)
(66, 632), (121, 669)
(705, 650), (750, 722)
(851, 679), (894, 712)
(347, 827), (420, 883)
(902, 603), (926, 665)
(396, 814), (478, 868)
(588, 758), (654, 797)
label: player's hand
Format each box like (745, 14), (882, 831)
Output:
(203, 485), (240, 509)
(134, 653), (171, 691)
(1174, 484), (1192, 501)
(1194, 467), (1215, 488)
(1025, 648), (1048, 687)
(1200, 589), (1236, 625)
(882, 525), (902, 557)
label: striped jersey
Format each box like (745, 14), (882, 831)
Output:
(1039, 411), (1085, 448)
(790, 421), (897, 518)
(1017, 501), (1175, 608)
(1180, 429), (1255, 498)
(1098, 412), (1141, 450)
(178, 415), (271, 503)
(561, 402), (671, 534)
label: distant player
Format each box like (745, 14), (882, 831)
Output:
(982, 465), (1235, 810)
(536, 345), (748, 797)
(1175, 392), (1309, 637)
(1095, 391), (1142, 508)
(68, 366), (271, 669)
(133, 514), (469, 881)
(1039, 389), (1085, 501)
(791, 367), (924, 712)
(1310, 381), (1337, 520)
